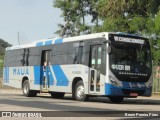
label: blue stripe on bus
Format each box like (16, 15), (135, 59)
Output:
(5, 67), (6, 83)
(5, 67), (8, 83)
(34, 66), (42, 85)
(4, 67), (9, 83)
(52, 65), (68, 86)
(45, 66), (53, 86)
(121, 82), (130, 88)
(36, 42), (43, 46)
(122, 81), (146, 89)
(44, 40), (52, 45)
(7, 67), (9, 83)
(6, 67), (7, 83)
(34, 66), (54, 85)
(54, 38), (63, 44)
(105, 83), (123, 95)
(48, 66), (54, 85)
(105, 82), (147, 96)
(4, 67), (6, 83)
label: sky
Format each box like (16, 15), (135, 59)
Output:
(0, 0), (63, 46)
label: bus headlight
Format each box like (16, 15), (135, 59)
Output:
(109, 76), (119, 86)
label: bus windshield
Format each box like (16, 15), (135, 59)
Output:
(109, 41), (152, 76)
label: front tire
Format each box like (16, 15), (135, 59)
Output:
(75, 80), (89, 101)
(22, 80), (37, 97)
(109, 96), (124, 103)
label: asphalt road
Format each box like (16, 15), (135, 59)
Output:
(0, 89), (160, 119)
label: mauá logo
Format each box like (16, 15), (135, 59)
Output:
(13, 68), (29, 75)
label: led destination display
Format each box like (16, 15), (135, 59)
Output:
(109, 34), (146, 45)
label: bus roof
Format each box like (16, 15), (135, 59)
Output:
(6, 32), (143, 50)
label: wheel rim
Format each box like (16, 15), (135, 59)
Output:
(76, 85), (85, 99)
(23, 82), (29, 94)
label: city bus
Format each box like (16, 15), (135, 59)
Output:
(3, 32), (152, 103)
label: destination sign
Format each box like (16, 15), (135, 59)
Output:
(109, 34), (145, 45)
(114, 36), (144, 44)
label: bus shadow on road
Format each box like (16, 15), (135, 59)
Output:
(0, 95), (114, 112)
(3, 92), (160, 105)
(122, 98), (160, 105)
(37, 94), (160, 105)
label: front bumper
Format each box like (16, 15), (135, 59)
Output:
(105, 83), (152, 97)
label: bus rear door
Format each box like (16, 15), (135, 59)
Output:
(41, 50), (51, 92)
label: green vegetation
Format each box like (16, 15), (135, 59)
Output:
(0, 38), (11, 68)
(53, 0), (99, 36)
(54, 0), (160, 66)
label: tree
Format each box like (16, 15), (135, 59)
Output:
(98, 0), (160, 33)
(0, 38), (11, 56)
(98, 0), (160, 65)
(0, 38), (11, 67)
(53, 0), (160, 65)
(53, 0), (99, 37)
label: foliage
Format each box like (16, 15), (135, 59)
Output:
(97, 0), (160, 65)
(53, 0), (99, 37)
(53, 0), (160, 65)
(0, 38), (11, 67)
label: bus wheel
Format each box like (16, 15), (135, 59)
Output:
(50, 92), (65, 99)
(22, 80), (37, 97)
(75, 80), (89, 101)
(109, 96), (124, 103)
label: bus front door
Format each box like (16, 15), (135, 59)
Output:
(89, 45), (102, 94)
(41, 50), (51, 91)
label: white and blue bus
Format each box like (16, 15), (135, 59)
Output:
(3, 32), (152, 103)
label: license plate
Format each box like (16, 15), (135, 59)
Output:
(130, 93), (138, 96)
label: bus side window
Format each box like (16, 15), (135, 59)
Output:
(68, 42), (83, 64)
(51, 43), (68, 65)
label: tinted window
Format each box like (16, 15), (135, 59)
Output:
(68, 42), (84, 64)
(51, 43), (68, 64)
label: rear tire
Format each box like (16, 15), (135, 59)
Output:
(51, 92), (65, 99)
(109, 96), (124, 103)
(22, 80), (37, 97)
(75, 80), (89, 101)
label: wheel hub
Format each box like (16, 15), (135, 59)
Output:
(77, 85), (84, 99)
(23, 83), (29, 94)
